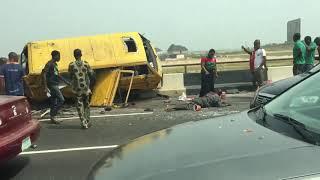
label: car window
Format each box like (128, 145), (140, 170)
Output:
(265, 72), (320, 132)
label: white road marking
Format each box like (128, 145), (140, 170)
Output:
(38, 112), (154, 122)
(20, 145), (119, 155)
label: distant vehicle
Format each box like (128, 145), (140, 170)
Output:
(89, 66), (320, 180)
(250, 64), (320, 108)
(20, 32), (162, 106)
(0, 96), (40, 163)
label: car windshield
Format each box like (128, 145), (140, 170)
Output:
(265, 70), (320, 133)
(308, 63), (320, 73)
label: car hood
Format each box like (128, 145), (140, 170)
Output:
(90, 112), (320, 180)
(259, 74), (307, 96)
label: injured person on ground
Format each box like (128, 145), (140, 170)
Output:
(165, 91), (230, 112)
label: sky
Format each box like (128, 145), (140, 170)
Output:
(0, 0), (319, 56)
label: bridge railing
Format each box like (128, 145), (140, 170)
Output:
(161, 57), (294, 74)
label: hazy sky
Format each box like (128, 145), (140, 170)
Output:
(0, 0), (319, 56)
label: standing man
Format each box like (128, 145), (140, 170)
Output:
(242, 45), (256, 87)
(242, 40), (267, 88)
(0, 57), (7, 66)
(42, 50), (67, 124)
(200, 49), (218, 97)
(68, 49), (95, 129)
(0, 52), (25, 96)
(293, 33), (306, 75)
(0, 57), (7, 95)
(304, 36), (317, 72)
(314, 37), (320, 61)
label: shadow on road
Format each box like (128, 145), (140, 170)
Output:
(0, 156), (30, 180)
(47, 124), (83, 130)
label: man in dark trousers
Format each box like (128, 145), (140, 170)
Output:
(68, 49), (95, 129)
(293, 33), (306, 75)
(42, 50), (69, 124)
(304, 36), (317, 72)
(200, 49), (218, 97)
(0, 52), (25, 96)
(314, 37), (320, 61)
(242, 40), (268, 89)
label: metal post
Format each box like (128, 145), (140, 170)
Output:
(125, 72), (134, 104)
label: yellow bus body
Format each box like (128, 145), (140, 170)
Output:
(22, 32), (162, 105)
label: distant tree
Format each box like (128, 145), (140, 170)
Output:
(167, 44), (188, 54)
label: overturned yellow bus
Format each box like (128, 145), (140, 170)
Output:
(21, 32), (162, 106)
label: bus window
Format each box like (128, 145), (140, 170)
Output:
(123, 37), (137, 52)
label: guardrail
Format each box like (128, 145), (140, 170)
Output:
(161, 57), (294, 74)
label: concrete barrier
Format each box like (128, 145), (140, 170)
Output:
(158, 73), (186, 96)
(158, 67), (293, 96)
(267, 66), (293, 82)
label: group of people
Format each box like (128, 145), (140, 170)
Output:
(292, 33), (319, 75)
(42, 49), (95, 129)
(166, 49), (228, 112)
(1, 34), (318, 123)
(199, 39), (268, 97)
(0, 49), (95, 129)
(194, 33), (320, 112)
(194, 40), (267, 111)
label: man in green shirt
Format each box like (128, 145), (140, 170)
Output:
(304, 36), (317, 72)
(293, 33), (306, 75)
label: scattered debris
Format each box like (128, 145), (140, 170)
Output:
(178, 92), (187, 101)
(144, 108), (154, 112)
(112, 104), (121, 109)
(104, 106), (112, 111)
(156, 93), (170, 99)
(163, 100), (171, 104)
(121, 103), (129, 108)
(243, 129), (253, 133)
(100, 111), (106, 114)
(40, 109), (50, 118)
(138, 90), (158, 99)
(226, 89), (240, 94)
(178, 92), (193, 101)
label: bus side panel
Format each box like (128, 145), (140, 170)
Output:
(111, 33), (147, 66)
(68, 37), (94, 69)
(47, 39), (73, 73)
(89, 35), (117, 67)
(119, 74), (160, 90)
(29, 42), (50, 75)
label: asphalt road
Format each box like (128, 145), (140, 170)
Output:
(0, 93), (253, 180)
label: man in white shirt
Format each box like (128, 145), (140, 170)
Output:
(242, 39), (268, 88)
